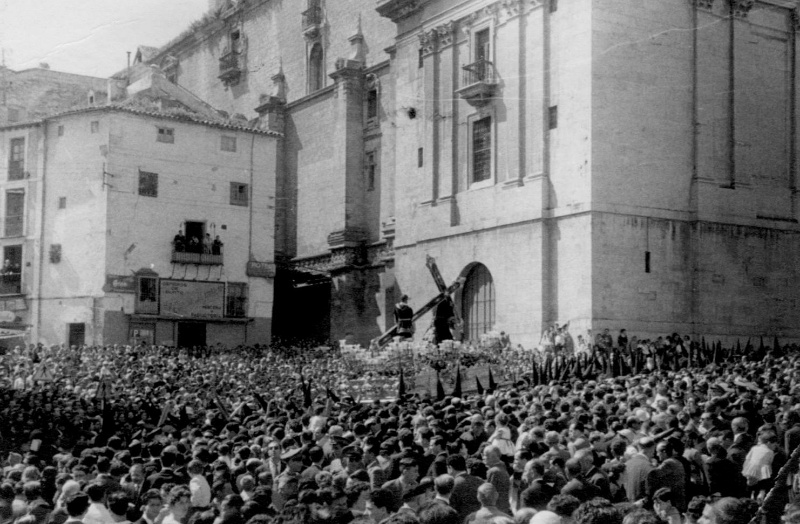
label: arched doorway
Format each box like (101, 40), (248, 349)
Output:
(460, 263), (495, 342)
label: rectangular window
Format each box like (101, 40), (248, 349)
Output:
(90, 121), (99, 134)
(57, 125), (64, 137)
(549, 106), (558, 130)
(221, 136), (237, 152)
(68, 323), (86, 347)
(367, 89), (378, 120)
(1, 245), (22, 295)
(157, 127), (174, 143)
(418, 148), (424, 168)
(365, 152), (376, 191)
(231, 30), (241, 53)
(58, 197), (67, 209)
(8, 138), (24, 180)
(230, 182), (249, 206)
(645, 251), (651, 273)
(550, 0), (558, 12)
(138, 171), (158, 198)
(135, 276), (159, 314)
(226, 282), (248, 318)
(5, 189), (24, 237)
(8, 108), (19, 123)
(472, 117), (492, 183)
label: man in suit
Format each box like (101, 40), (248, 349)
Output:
(140, 446), (186, 493)
(483, 445), (511, 514)
(624, 437), (655, 502)
(561, 459), (594, 502)
(381, 457), (419, 513)
(447, 455), (482, 524)
(647, 440), (686, 512)
(63, 492), (91, 524)
(132, 490), (162, 524)
(705, 438), (744, 497)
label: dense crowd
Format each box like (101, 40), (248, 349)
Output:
(1, 336), (800, 524)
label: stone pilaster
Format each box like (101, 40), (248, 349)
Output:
(328, 61), (367, 256)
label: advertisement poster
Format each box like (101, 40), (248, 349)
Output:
(159, 280), (225, 319)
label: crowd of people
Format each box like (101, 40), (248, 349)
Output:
(1, 335), (800, 524)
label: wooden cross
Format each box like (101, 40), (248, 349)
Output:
(371, 256), (464, 349)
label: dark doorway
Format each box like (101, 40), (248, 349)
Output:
(184, 221), (205, 253)
(68, 323), (85, 347)
(177, 322), (206, 349)
(272, 268), (331, 345)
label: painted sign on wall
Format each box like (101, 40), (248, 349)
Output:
(159, 280), (225, 318)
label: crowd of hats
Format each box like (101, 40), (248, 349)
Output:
(1, 337), (800, 524)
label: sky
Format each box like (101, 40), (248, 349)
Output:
(0, 0), (209, 78)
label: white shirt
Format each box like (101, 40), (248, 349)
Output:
(83, 502), (114, 524)
(190, 474), (212, 508)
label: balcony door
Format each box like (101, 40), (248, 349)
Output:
(184, 221), (205, 254)
(1, 245), (22, 295)
(475, 28), (490, 63)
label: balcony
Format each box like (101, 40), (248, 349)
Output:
(171, 249), (223, 266)
(302, 5), (323, 39)
(218, 50), (243, 87)
(456, 59), (499, 107)
(0, 272), (21, 295)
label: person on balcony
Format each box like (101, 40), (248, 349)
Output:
(173, 230), (186, 252)
(212, 236), (224, 255)
(188, 236), (201, 253)
(203, 234), (213, 254)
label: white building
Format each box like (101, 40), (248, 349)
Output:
(0, 71), (279, 347)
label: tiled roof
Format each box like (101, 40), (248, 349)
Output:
(22, 104), (281, 137)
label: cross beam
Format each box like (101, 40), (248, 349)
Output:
(372, 276), (465, 349)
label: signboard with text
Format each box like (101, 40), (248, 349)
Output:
(246, 261), (276, 278)
(159, 280), (225, 318)
(104, 274), (136, 293)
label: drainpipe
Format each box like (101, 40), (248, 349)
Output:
(36, 120), (48, 343)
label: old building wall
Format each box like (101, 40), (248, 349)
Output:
(154, 0), (395, 117)
(0, 67), (107, 125)
(590, 1), (694, 215)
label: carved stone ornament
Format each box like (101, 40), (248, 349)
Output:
(419, 29), (438, 56)
(436, 21), (457, 48)
(729, 0), (753, 17)
(462, 2), (500, 33)
(500, 0), (523, 18)
(376, 0), (422, 22)
(694, 0), (714, 10)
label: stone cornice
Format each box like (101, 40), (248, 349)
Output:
(462, 2), (501, 32)
(377, 0), (423, 23)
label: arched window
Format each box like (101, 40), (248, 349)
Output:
(308, 43), (324, 93)
(461, 263), (495, 342)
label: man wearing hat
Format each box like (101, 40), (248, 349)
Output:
(273, 447), (303, 511)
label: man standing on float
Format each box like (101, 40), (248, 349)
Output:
(394, 294), (414, 339)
